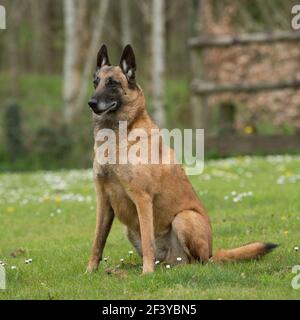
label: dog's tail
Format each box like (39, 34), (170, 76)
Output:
(210, 242), (278, 263)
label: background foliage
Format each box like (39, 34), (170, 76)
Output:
(0, 0), (299, 170)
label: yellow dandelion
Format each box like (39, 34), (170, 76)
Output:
(54, 196), (62, 203)
(244, 126), (253, 135)
(6, 207), (15, 213)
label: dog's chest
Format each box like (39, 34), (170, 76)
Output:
(103, 178), (139, 230)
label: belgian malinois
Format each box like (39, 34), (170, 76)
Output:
(86, 45), (277, 274)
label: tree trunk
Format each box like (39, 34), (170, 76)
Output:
(6, 0), (23, 98)
(151, 0), (166, 127)
(63, 0), (79, 123)
(73, 0), (109, 117)
(30, 0), (51, 73)
(121, 0), (132, 46)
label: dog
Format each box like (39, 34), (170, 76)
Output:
(86, 44), (277, 274)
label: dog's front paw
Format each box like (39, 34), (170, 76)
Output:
(85, 263), (99, 274)
(142, 265), (154, 274)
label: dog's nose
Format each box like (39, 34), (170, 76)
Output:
(88, 98), (98, 109)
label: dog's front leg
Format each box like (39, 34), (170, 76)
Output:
(130, 192), (155, 274)
(86, 179), (114, 273)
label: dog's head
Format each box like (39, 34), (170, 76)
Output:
(88, 45), (142, 120)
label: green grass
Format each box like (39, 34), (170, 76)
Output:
(0, 156), (300, 300)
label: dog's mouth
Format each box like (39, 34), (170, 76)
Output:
(88, 100), (118, 116)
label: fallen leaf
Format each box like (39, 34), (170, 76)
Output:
(11, 248), (26, 258)
(105, 267), (128, 279)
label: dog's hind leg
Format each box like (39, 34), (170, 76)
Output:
(171, 210), (212, 263)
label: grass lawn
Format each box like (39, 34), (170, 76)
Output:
(0, 155), (300, 300)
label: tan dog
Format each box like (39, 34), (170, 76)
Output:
(86, 45), (277, 274)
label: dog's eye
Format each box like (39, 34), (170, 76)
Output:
(93, 77), (100, 88)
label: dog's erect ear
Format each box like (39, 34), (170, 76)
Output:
(119, 45), (136, 85)
(97, 44), (110, 68)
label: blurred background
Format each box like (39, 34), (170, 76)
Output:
(0, 0), (300, 171)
